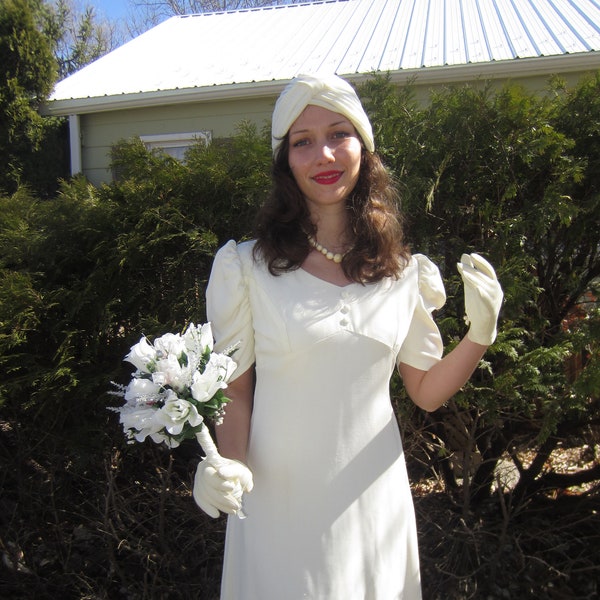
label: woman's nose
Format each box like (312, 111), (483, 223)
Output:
(315, 142), (335, 162)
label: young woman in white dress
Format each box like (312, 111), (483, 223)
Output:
(192, 74), (503, 599)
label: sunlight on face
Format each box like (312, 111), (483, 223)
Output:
(288, 105), (362, 213)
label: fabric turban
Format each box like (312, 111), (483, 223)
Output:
(271, 73), (375, 157)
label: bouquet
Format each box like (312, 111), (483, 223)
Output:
(109, 322), (238, 473)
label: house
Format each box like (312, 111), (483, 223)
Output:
(43, 0), (600, 186)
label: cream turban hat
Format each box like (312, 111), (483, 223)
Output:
(271, 73), (375, 157)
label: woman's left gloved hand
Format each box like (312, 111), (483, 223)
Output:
(457, 253), (504, 346)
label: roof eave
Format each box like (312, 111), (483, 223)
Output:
(42, 52), (598, 117)
(382, 51), (599, 87)
(41, 79), (287, 116)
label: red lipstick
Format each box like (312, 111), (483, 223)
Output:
(312, 170), (343, 185)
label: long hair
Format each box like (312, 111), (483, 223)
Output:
(254, 135), (410, 283)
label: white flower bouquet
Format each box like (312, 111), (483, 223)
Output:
(110, 322), (238, 468)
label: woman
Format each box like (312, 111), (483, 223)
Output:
(193, 74), (503, 599)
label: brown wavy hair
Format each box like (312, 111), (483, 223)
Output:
(253, 135), (410, 283)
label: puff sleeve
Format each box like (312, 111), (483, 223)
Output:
(397, 254), (446, 371)
(206, 241), (255, 381)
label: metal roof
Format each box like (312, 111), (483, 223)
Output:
(48, 0), (600, 110)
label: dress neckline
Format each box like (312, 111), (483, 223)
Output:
(297, 267), (356, 289)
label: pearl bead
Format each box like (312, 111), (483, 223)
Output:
(307, 235), (346, 264)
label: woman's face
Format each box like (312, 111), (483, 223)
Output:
(287, 105), (362, 214)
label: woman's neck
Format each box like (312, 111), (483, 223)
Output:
(310, 210), (352, 252)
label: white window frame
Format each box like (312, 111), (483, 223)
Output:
(139, 131), (211, 161)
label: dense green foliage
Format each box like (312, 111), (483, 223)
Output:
(0, 122), (270, 425)
(0, 76), (598, 598)
(0, 0), (115, 198)
(0, 0), (68, 196)
(362, 73), (600, 510)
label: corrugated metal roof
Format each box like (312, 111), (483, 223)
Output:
(49, 0), (600, 104)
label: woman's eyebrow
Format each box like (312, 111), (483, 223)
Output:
(289, 120), (350, 136)
(289, 127), (308, 136)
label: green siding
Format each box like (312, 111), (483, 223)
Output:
(80, 96), (276, 185)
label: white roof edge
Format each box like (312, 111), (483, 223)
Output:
(386, 51), (599, 86)
(42, 52), (597, 117)
(41, 79), (287, 116)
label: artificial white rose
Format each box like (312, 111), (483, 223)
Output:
(154, 332), (186, 359)
(190, 353), (236, 402)
(183, 322), (214, 356)
(210, 352), (237, 382)
(118, 402), (163, 442)
(154, 392), (204, 436)
(124, 377), (161, 402)
(124, 336), (157, 372)
(153, 353), (194, 392)
(150, 431), (181, 448)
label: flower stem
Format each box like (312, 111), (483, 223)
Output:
(195, 425), (223, 467)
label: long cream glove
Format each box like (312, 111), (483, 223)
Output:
(457, 253), (503, 346)
(193, 458), (253, 519)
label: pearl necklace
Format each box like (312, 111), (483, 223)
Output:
(307, 235), (347, 264)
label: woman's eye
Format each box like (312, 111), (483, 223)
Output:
(292, 138), (309, 148)
(332, 131), (351, 140)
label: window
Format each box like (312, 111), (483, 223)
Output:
(139, 131), (211, 161)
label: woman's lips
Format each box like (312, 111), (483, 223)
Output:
(312, 170), (343, 185)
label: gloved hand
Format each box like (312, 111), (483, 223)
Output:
(193, 457), (253, 519)
(457, 253), (503, 346)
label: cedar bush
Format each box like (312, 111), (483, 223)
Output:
(0, 0), (69, 197)
(0, 78), (598, 598)
(363, 73), (599, 503)
(364, 74), (599, 598)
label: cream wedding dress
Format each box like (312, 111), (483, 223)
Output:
(206, 240), (446, 600)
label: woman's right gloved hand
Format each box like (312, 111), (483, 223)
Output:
(193, 457), (253, 518)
